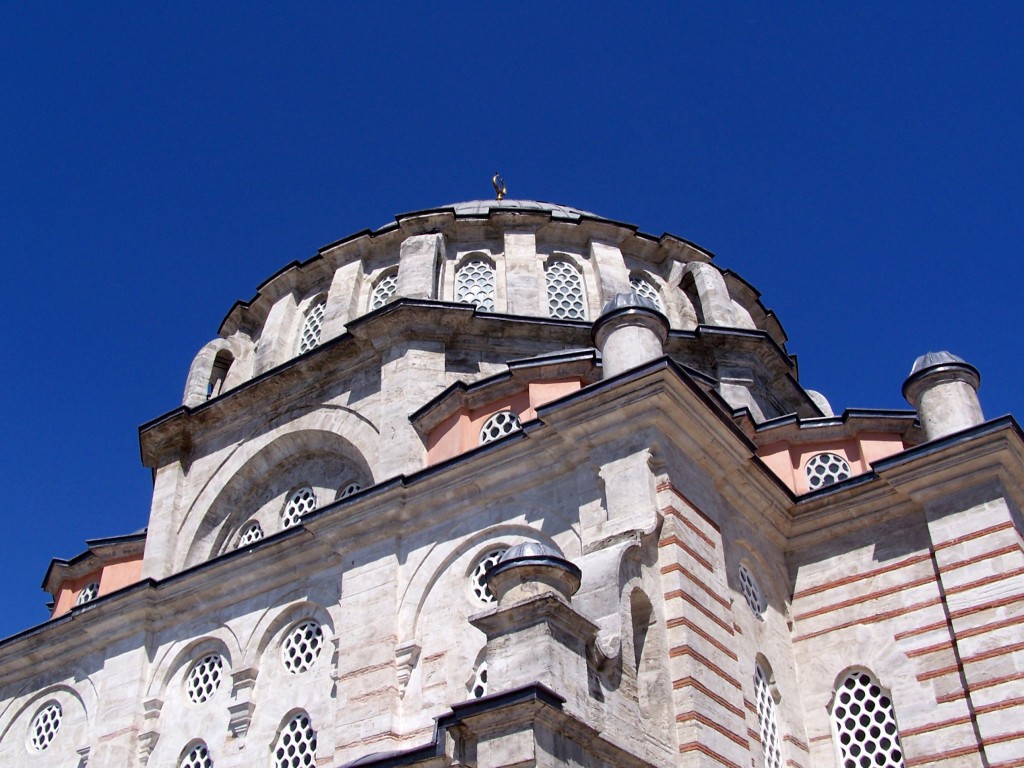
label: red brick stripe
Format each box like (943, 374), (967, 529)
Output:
(665, 589), (735, 634)
(669, 646), (742, 690)
(792, 553), (931, 600)
(676, 711), (749, 748)
(932, 521), (1016, 552)
(662, 504), (717, 548)
(794, 575), (935, 622)
(794, 598), (942, 642)
(678, 742), (743, 768)
(668, 616), (739, 660)
(660, 535), (715, 572)
(661, 562), (732, 608)
(672, 676), (745, 718)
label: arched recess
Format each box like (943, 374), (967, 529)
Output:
(182, 335), (250, 407)
(178, 416), (376, 569)
(244, 598), (336, 670)
(143, 631), (238, 703)
(680, 262), (740, 327)
(394, 524), (572, 710)
(0, 684), (91, 759)
(396, 523), (569, 648)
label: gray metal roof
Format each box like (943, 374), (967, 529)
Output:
(441, 199), (607, 221)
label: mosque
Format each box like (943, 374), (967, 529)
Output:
(1, 197), (1021, 768)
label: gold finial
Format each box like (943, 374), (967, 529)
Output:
(492, 172), (507, 201)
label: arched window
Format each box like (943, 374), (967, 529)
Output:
(28, 701), (62, 752)
(479, 411), (521, 445)
(754, 661), (783, 768)
(831, 670), (905, 768)
(545, 259), (586, 320)
(235, 521), (264, 548)
(370, 271), (398, 311)
(805, 453), (852, 491)
(75, 582), (100, 606)
(298, 301), (326, 355)
(471, 661), (488, 698)
(456, 258), (496, 311)
(282, 487), (316, 528)
(738, 563), (765, 618)
(630, 275), (663, 312)
(207, 350), (233, 399)
(338, 482), (362, 499)
(273, 711), (317, 768)
(179, 741), (213, 768)
(469, 549), (507, 604)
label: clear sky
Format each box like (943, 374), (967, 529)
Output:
(2, 4), (1022, 637)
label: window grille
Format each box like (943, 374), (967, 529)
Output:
(805, 453), (852, 491)
(283, 487), (316, 528)
(28, 702), (61, 752)
(273, 712), (317, 768)
(298, 301), (326, 354)
(739, 564), (765, 618)
(630, 275), (663, 312)
(832, 671), (905, 768)
(339, 482), (362, 499)
(479, 411), (521, 445)
(282, 620), (324, 674)
(179, 742), (213, 768)
(236, 521), (264, 548)
(470, 549), (506, 604)
(545, 260), (586, 320)
(370, 272), (398, 310)
(754, 663), (783, 768)
(456, 259), (496, 312)
(186, 654), (224, 704)
(471, 661), (488, 698)
(76, 582), (100, 606)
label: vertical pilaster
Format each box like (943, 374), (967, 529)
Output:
(395, 233), (443, 300)
(503, 230), (538, 315)
(377, 338), (445, 480)
(924, 481), (1024, 766)
(658, 482), (751, 768)
(589, 240), (630, 305)
(253, 291), (298, 375)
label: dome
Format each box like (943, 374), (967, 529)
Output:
(600, 290), (662, 315)
(908, 351), (971, 376)
(498, 541), (564, 563)
(442, 199), (608, 221)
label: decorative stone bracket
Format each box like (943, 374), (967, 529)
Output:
(138, 698), (163, 765)
(228, 666), (258, 739)
(395, 641), (421, 698)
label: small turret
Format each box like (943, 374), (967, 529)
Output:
(903, 351), (984, 441)
(592, 291), (669, 380)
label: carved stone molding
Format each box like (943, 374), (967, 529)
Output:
(395, 641), (421, 697)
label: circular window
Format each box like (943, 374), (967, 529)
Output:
(236, 521), (264, 548)
(282, 487), (317, 528)
(470, 550), (506, 604)
(479, 411), (521, 445)
(28, 702), (61, 752)
(805, 453), (852, 491)
(186, 654), (224, 704)
(179, 742), (213, 768)
(282, 620), (324, 674)
(738, 564), (765, 618)
(75, 582), (100, 606)
(273, 711), (317, 768)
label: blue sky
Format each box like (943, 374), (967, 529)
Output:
(1, 4), (1022, 637)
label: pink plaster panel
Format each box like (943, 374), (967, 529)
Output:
(49, 554), (144, 619)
